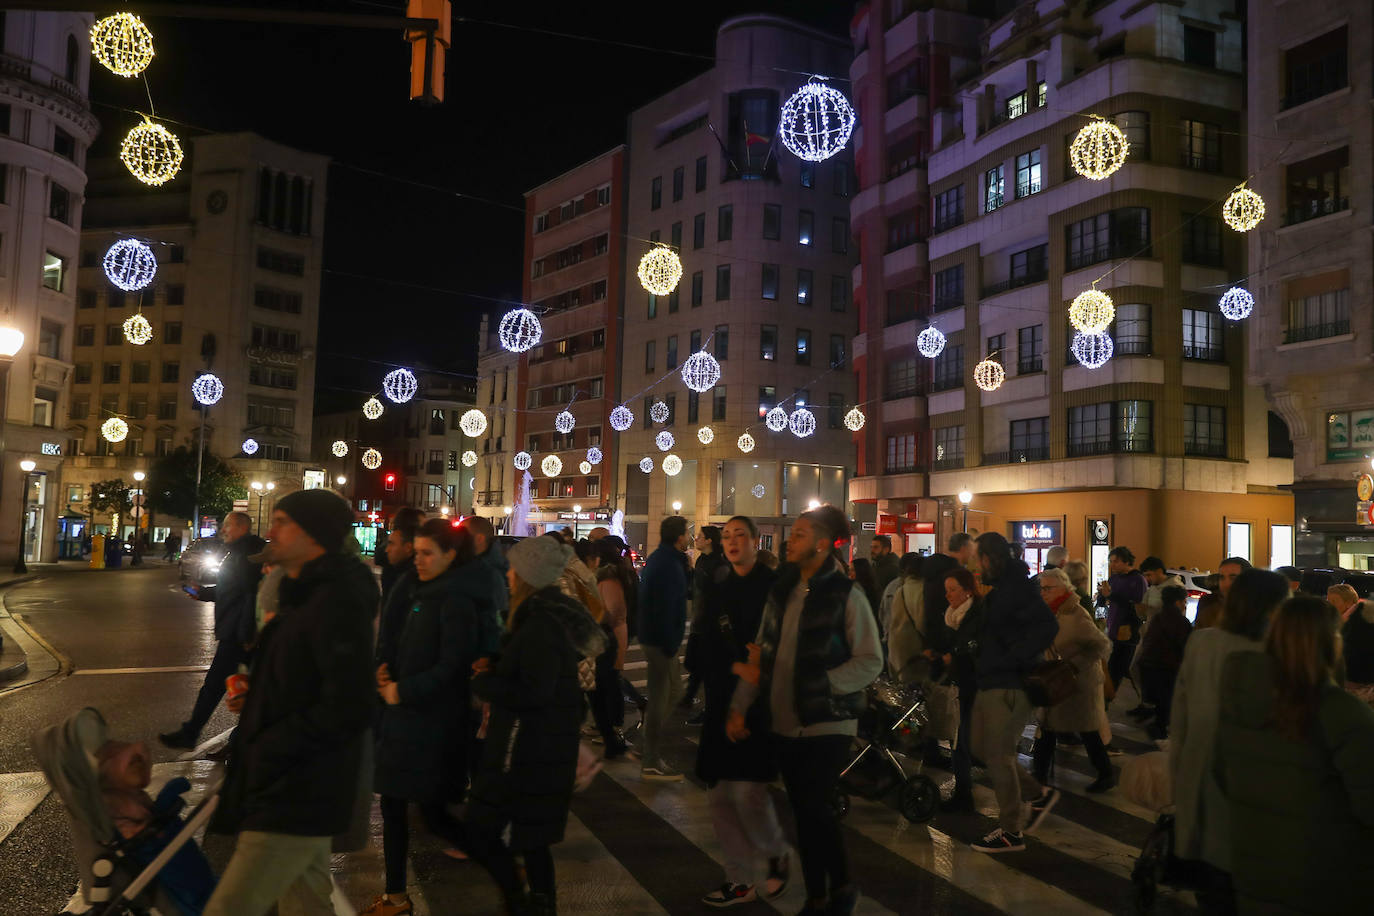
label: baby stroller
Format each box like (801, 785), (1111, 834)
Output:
(831, 675), (939, 823)
(33, 708), (219, 916)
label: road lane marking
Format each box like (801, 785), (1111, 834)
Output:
(72, 665), (211, 675)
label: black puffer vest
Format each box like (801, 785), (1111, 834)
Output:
(758, 560), (865, 726)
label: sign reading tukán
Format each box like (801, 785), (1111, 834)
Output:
(1017, 520), (1061, 545)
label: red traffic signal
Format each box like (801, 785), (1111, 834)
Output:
(384, 473), (396, 492)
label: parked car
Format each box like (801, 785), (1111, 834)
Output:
(179, 537), (225, 601)
(1302, 567), (1374, 599)
(1168, 568), (1212, 621)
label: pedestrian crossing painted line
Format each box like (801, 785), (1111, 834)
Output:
(72, 665), (212, 676)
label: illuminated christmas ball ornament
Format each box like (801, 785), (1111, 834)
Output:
(637, 245), (683, 296)
(1218, 286), (1255, 321)
(1068, 288), (1115, 334)
(459, 409), (488, 437)
(383, 368), (418, 404)
(844, 407), (866, 432)
(586, 446), (603, 466)
(680, 351), (721, 393)
(90, 13), (155, 77)
(650, 400), (670, 424)
(765, 407), (788, 432)
(1071, 330), (1115, 369)
(608, 405), (633, 432)
(737, 432), (755, 454)
(331, 440), (349, 458)
(778, 76), (857, 163)
(462, 450), (478, 467)
(578, 461), (592, 475)
(973, 358), (1006, 392)
(363, 397), (384, 420)
(1069, 116), (1130, 180)
(191, 373), (224, 406)
(639, 456), (654, 474)
(789, 408), (817, 438)
(103, 239), (158, 291)
(361, 448), (382, 470)
(541, 455), (562, 478)
(122, 313), (152, 345)
(101, 417), (128, 443)
(917, 326), (946, 359)
(120, 118), (184, 186)
(498, 307), (543, 353)
(655, 430), (675, 451)
(697, 426), (714, 445)
(241, 438), (259, 455)
(554, 410), (575, 434)
(751, 484), (766, 499)
(662, 454), (683, 477)
(1222, 184), (1265, 232)
(513, 451), (532, 471)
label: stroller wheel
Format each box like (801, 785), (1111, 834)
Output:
(898, 775), (939, 823)
(829, 788), (850, 821)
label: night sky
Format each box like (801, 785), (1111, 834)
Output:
(82, 1), (855, 408)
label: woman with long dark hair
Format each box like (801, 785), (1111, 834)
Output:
(938, 566), (983, 812)
(1215, 596), (1374, 912)
(590, 538), (633, 758)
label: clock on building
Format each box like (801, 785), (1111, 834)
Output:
(206, 190), (228, 214)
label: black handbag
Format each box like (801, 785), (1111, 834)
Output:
(1023, 649), (1078, 707)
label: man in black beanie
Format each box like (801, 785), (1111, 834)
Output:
(205, 489), (379, 915)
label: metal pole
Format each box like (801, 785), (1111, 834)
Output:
(13, 469), (28, 574)
(192, 406), (206, 540)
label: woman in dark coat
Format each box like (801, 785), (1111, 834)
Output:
(936, 566), (983, 811)
(466, 535), (607, 916)
(363, 519), (478, 916)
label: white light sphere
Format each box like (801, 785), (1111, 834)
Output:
(541, 455), (562, 478)
(1069, 117), (1130, 180)
(122, 313), (152, 345)
(513, 451), (532, 471)
(765, 407), (788, 432)
(917, 326), (946, 358)
(973, 358), (1006, 392)
(1222, 185), (1265, 232)
(361, 448), (382, 470)
(363, 397), (384, 420)
(608, 405), (633, 432)
(90, 13), (155, 77)
(103, 239), (158, 291)
(789, 408), (817, 438)
(637, 246), (683, 296)
(680, 351), (721, 393)
(655, 430), (675, 451)
(1069, 288), (1115, 334)
(331, 440), (349, 458)
(498, 307), (543, 353)
(697, 426), (714, 445)
(751, 484), (766, 498)
(459, 409), (488, 437)
(462, 450), (478, 467)
(101, 417), (128, 443)
(650, 400), (670, 424)
(737, 432), (755, 454)
(120, 118), (184, 186)
(578, 460), (592, 475)
(383, 368), (418, 404)
(778, 77), (857, 163)
(0, 327), (23, 357)
(1218, 287), (1255, 321)
(554, 410), (575, 434)
(586, 446), (603, 465)
(639, 456), (654, 474)
(662, 454), (683, 476)
(191, 373), (224, 406)
(241, 438), (259, 455)
(1071, 330), (1115, 369)
(844, 407), (866, 431)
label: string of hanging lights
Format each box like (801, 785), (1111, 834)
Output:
(778, 77), (856, 163)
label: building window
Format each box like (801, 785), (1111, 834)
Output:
(800, 162), (814, 188)
(256, 247), (305, 276)
(829, 334), (845, 368)
(932, 344), (963, 392)
(886, 59), (926, 107)
(715, 265), (732, 301)
(650, 176), (661, 210)
(760, 325), (777, 361)
(1286, 148), (1349, 225)
(1286, 287), (1350, 343)
(885, 209), (919, 251)
(33, 386), (57, 427)
(933, 186), (963, 232)
(795, 328), (810, 366)
(254, 287), (303, 314)
(42, 251), (66, 291)
(885, 357), (920, 399)
(1065, 207), (1150, 270)
(762, 204), (781, 240)
(166, 284), (184, 305)
(1283, 26), (1347, 109)
(1017, 325), (1043, 374)
(798, 210), (813, 246)
(934, 264), (963, 312)
(665, 335), (678, 370)
(49, 183), (71, 224)
(690, 271), (703, 307)
(670, 221), (682, 250)
(38, 320), (62, 358)
(886, 434), (917, 474)
(827, 393), (844, 429)
(832, 217), (849, 253)
(1182, 24), (1216, 68)
(1179, 119), (1221, 171)
(796, 269), (812, 305)
(887, 133), (923, 179)
(687, 390), (699, 424)
(934, 426), (964, 468)
(163, 321), (183, 345)
(585, 477), (600, 499)
(128, 396), (146, 419)
(1226, 522), (1251, 563)
(1115, 110), (1150, 160)
(668, 288), (679, 314)
(717, 204), (733, 241)
(712, 386), (726, 421)
(644, 340), (655, 373)
(131, 361), (151, 383)
(714, 325), (729, 360)
(53, 127), (76, 160)
(672, 166), (684, 202)
(248, 365), (296, 389)
(1008, 244), (1048, 288)
(693, 213), (705, 249)
(108, 290), (125, 310)
(757, 386), (777, 420)
(833, 162), (852, 197)
(1068, 401), (1153, 455)
(830, 275), (849, 312)
(79, 289), (96, 309)
(596, 185), (611, 207)
(1114, 303), (1151, 355)
(761, 263), (779, 300)
(1015, 150), (1041, 198)
(646, 294), (657, 319)
(695, 155), (707, 192)
(984, 165), (1004, 212)
(105, 324), (122, 346)
(1009, 417), (1049, 461)
(1181, 214), (1224, 267)
(1005, 90), (1028, 121)
(1184, 404), (1226, 457)
(1182, 308), (1224, 360)
(76, 324), (94, 347)
(74, 362), (91, 384)
(103, 362), (121, 383)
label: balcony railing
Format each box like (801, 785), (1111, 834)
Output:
(884, 463), (923, 475)
(1066, 242), (1149, 271)
(1281, 70), (1347, 110)
(1183, 343), (1226, 362)
(1117, 338), (1151, 356)
(476, 490), (502, 505)
(1067, 438), (1153, 457)
(1284, 197), (1350, 226)
(982, 269), (1047, 297)
(933, 453), (965, 471)
(883, 384), (927, 402)
(932, 212), (963, 234)
(982, 446), (1050, 465)
(1284, 320), (1350, 344)
(1178, 152), (1223, 173)
(426, 461), (444, 475)
(1184, 442), (1227, 458)
(933, 296), (964, 314)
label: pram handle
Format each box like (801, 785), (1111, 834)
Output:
(98, 778), (223, 916)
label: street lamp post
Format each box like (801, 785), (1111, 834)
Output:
(250, 481), (276, 535)
(131, 470), (145, 565)
(957, 490), (973, 533)
(502, 505), (511, 535)
(14, 459), (35, 573)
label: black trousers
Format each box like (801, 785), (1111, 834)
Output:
(379, 795), (466, 894)
(776, 733), (852, 902)
(1107, 641), (1136, 692)
(182, 638), (248, 739)
(1032, 729), (1113, 784)
(1140, 667), (1179, 728)
(591, 642), (626, 753)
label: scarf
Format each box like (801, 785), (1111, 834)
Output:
(945, 595), (973, 630)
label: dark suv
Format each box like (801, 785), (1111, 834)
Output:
(179, 537), (225, 601)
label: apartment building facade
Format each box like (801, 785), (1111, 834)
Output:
(923, 0), (1291, 575)
(618, 15), (859, 552)
(473, 313), (518, 533)
(1246, 2), (1374, 570)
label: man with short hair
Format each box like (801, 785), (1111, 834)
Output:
(638, 515), (690, 782)
(205, 490), (377, 916)
(1097, 546), (1147, 692)
(1135, 584), (1192, 740)
(1276, 566), (1302, 596)
(459, 515), (508, 650)
(1044, 545), (1068, 570)
(160, 511), (265, 749)
(587, 526), (610, 542)
(1194, 556), (1251, 628)
(1127, 557), (1184, 718)
(377, 507), (425, 597)
(869, 535), (900, 593)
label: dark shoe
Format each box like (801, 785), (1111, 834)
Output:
(971, 828), (1025, 853)
(939, 791), (975, 813)
(1025, 788), (1059, 834)
(764, 853), (789, 899)
(1146, 722), (1169, 742)
(702, 883), (756, 908)
(1086, 773), (1117, 794)
(1127, 704), (1156, 720)
(158, 729), (196, 750)
(827, 884), (861, 915)
(686, 709), (705, 726)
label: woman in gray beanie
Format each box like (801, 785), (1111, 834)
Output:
(464, 536), (606, 916)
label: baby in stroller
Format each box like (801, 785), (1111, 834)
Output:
(33, 708), (218, 916)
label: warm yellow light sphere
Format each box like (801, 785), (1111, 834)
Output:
(101, 417), (128, 443)
(637, 245), (683, 296)
(1222, 184), (1265, 232)
(1069, 117), (1129, 180)
(973, 358), (1006, 392)
(1068, 288), (1116, 334)
(361, 448), (382, 470)
(90, 13), (155, 77)
(697, 426), (714, 445)
(122, 313), (152, 345)
(541, 454), (563, 478)
(120, 118), (184, 186)
(737, 432), (755, 454)
(843, 407), (865, 431)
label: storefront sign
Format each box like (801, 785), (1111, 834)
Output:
(877, 515), (900, 535)
(1328, 409), (1374, 461)
(1361, 500), (1374, 526)
(41, 442), (61, 456)
(1015, 520), (1060, 545)
(556, 509), (610, 522)
(1359, 474), (1374, 502)
(302, 468), (325, 490)
(860, 521), (877, 531)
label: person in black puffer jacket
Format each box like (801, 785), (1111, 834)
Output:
(466, 535), (607, 916)
(967, 532), (1057, 855)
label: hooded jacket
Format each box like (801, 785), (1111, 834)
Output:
(453, 543), (509, 657)
(973, 558), (1057, 691)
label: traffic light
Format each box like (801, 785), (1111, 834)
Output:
(384, 473), (396, 492)
(406, 0), (450, 104)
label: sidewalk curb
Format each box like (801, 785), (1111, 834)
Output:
(0, 575), (64, 692)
